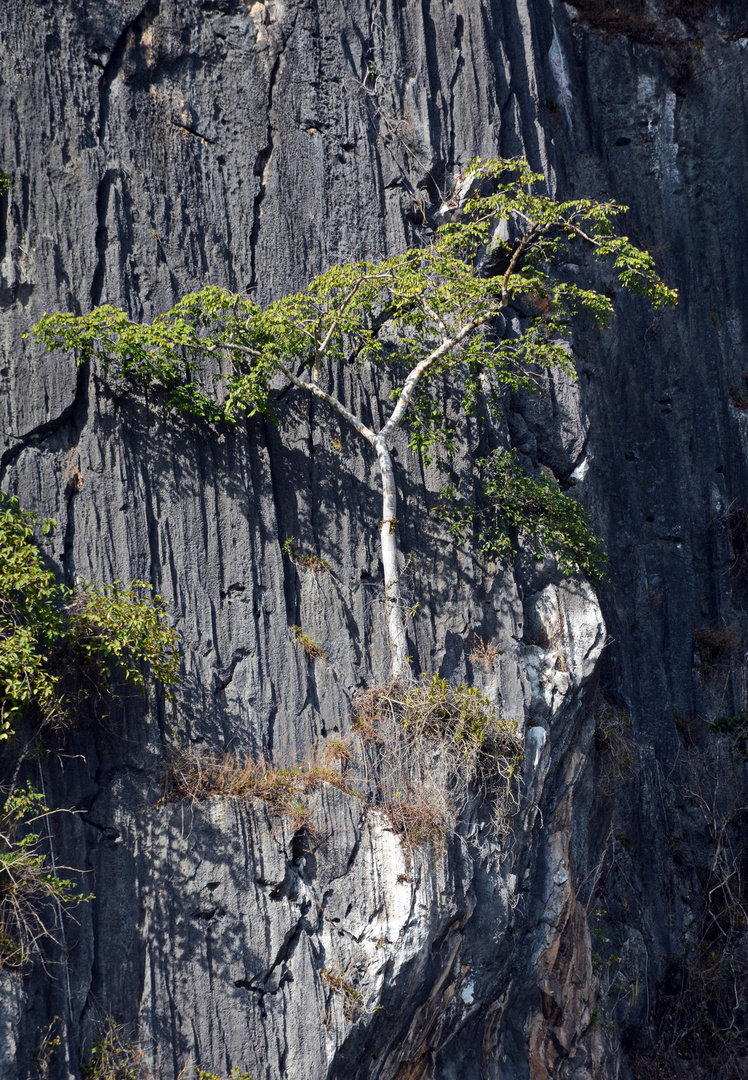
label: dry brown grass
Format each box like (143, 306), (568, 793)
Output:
(162, 678), (522, 853)
(353, 676), (522, 846)
(468, 630), (503, 672)
(319, 964), (363, 1022)
(161, 746), (354, 832)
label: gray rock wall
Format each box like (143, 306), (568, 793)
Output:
(1, 1), (748, 1077)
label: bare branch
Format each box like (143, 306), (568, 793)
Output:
(277, 361), (377, 445)
(380, 313), (491, 439)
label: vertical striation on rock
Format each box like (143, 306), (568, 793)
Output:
(2, 1), (748, 1078)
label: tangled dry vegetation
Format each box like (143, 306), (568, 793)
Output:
(163, 676), (522, 851)
(627, 740), (748, 1080)
(353, 676), (522, 846)
(0, 784), (91, 969)
(161, 747), (354, 834)
(593, 693), (638, 795)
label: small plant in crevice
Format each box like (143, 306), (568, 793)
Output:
(728, 372), (748, 411)
(0, 492), (179, 743)
(81, 1016), (252, 1080)
(282, 536), (331, 575)
(32, 1016), (62, 1079)
(467, 629), (503, 672)
(81, 1017), (151, 1080)
(437, 448), (608, 583)
(0, 784), (92, 968)
(319, 963), (363, 1023)
(291, 624), (327, 661)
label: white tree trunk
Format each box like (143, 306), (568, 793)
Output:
(374, 436), (410, 681)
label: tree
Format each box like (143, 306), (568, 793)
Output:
(34, 158), (675, 679)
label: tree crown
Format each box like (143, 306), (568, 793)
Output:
(34, 157), (676, 461)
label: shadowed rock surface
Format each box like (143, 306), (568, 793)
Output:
(2, 1), (748, 1078)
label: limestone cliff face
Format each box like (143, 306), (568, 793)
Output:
(2, 2), (748, 1078)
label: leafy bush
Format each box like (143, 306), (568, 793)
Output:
(0, 492), (179, 741)
(438, 449), (608, 581)
(0, 784), (91, 967)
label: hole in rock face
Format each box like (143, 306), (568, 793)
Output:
(191, 906), (225, 921)
(616, 136), (632, 146)
(206, 881), (220, 891)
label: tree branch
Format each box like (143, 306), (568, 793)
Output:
(380, 313), (491, 439)
(276, 361), (377, 445)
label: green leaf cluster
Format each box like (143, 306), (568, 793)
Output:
(0, 783), (92, 967)
(438, 449), (608, 582)
(0, 492), (179, 742)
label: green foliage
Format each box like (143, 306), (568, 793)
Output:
(0, 492), (179, 741)
(0, 173), (9, 197)
(80, 1015), (253, 1080)
(81, 1019), (145, 1080)
(32, 158), (673, 672)
(34, 157), (675, 463)
(0, 495), (63, 739)
(438, 449), (608, 581)
(0, 783), (92, 967)
(69, 580), (180, 689)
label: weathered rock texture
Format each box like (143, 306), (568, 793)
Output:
(2, 1), (748, 1078)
